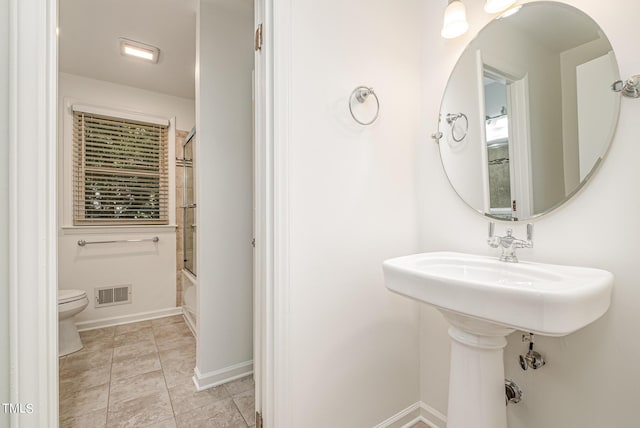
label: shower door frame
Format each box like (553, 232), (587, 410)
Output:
(182, 132), (196, 276)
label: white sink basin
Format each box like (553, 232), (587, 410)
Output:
(383, 251), (613, 428)
(383, 251), (613, 336)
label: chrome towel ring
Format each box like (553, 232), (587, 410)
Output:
(446, 112), (468, 143)
(349, 86), (380, 126)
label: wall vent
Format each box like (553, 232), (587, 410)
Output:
(94, 285), (132, 308)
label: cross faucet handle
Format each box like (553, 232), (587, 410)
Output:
(487, 222), (534, 262)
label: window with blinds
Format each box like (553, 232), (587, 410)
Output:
(73, 110), (169, 225)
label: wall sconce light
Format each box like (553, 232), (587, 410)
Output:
(441, 0), (469, 39)
(442, 0), (519, 39)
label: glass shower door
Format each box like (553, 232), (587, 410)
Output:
(183, 132), (196, 275)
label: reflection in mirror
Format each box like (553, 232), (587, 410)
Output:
(438, 1), (620, 221)
(484, 72), (512, 218)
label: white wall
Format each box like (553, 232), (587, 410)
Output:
(284, 0), (423, 426)
(58, 73), (195, 134)
(0, 0), (9, 423)
(195, 0), (254, 380)
(57, 73), (195, 324)
(419, 1), (640, 427)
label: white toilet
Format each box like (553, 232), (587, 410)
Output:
(58, 289), (89, 356)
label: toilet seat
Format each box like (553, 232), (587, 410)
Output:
(58, 289), (87, 304)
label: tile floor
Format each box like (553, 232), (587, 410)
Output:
(59, 315), (255, 428)
(411, 422), (430, 428)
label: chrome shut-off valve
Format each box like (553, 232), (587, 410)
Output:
(519, 333), (546, 370)
(505, 379), (522, 405)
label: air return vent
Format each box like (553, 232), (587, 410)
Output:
(94, 285), (132, 308)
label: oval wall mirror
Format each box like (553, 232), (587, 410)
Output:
(437, 1), (620, 221)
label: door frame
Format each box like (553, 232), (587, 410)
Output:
(479, 52), (533, 220)
(10, 0), (292, 426)
(8, 0), (59, 426)
(254, 0), (292, 426)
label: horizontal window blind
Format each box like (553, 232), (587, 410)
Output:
(73, 111), (169, 225)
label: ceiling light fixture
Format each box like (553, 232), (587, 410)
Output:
(441, 0), (469, 39)
(119, 38), (160, 64)
(484, 0), (517, 14)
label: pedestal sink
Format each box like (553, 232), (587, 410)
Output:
(382, 252), (613, 428)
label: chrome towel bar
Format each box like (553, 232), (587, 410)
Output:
(77, 236), (160, 247)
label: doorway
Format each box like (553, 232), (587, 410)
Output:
(8, 0), (274, 425)
(481, 64), (532, 220)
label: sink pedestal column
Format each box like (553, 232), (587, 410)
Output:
(443, 313), (515, 428)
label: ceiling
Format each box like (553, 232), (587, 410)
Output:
(59, 0), (197, 99)
(501, 4), (604, 54)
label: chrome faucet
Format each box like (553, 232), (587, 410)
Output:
(487, 222), (533, 263)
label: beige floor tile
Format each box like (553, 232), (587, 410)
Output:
(59, 316), (254, 428)
(224, 375), (254, 396)
(232, 389), (255, 426)
(59, 365), (111, 394)
(107, 390), (174, 428)
(155, 320), (190, 332)
(169, 381), (229, 416)
(81, 336), (116, 353)
(142, 417), (177, 428)
(79, 328), (116, 353)
(161, 358), (196, 389)
(114, 327), (155, 347)
(156, 334), (195, 352)
(114, 320), (153, 336)
(175, 398), (248, 428)
(154, 324), (192, 343)
(154, 331), (192, 345)
(113, 338), (157, 362)
(158, 343), (196, 365)
(59, 407), (107, 428)
(61, 349), (113, 375)
(411, 422), (430, 428)
(109, 370), (168, 409)
(80, 327), (116, 342)
(59, 383), (109, 420)
(111, 351), (161, 381)
(151, 315), (184, 328)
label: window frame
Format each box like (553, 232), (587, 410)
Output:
(70, 104), (171, 226)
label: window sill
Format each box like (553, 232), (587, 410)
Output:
(60, 225), (177, 236)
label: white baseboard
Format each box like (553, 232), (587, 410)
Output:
(417, 402), (447, 428)
(76, 307), (183, 331)
(192, 360), (254, 392)
(182, 307), (197, 337)
(374, 402), (422, 428)
(375, 402), (447, 428)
